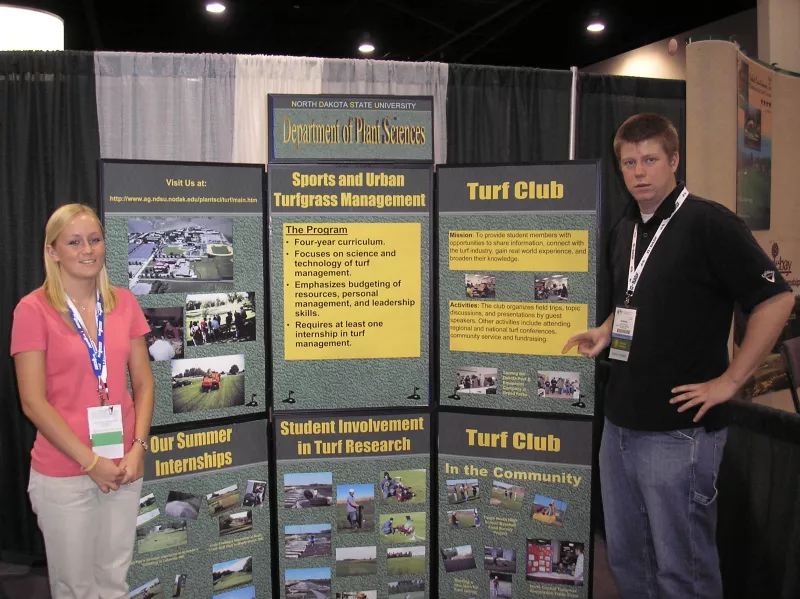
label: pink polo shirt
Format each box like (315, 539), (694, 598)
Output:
(10, 287), (150, 477)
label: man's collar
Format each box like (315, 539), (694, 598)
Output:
(625, 182), (686, 223)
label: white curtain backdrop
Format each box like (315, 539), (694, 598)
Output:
(94, 52), (236, 162)
(320, 58), (449, 165)
(232, 55), (323, 165)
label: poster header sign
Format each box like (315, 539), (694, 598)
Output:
(269, 94), (434, 163)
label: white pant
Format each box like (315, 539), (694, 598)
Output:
(28, 469), (143, 599)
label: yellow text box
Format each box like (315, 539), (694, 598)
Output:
(449, 230), (588, 272)
(284, 222), (421, 360)
(449, 301), (587, 356)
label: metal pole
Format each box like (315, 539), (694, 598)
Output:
(569, 66), (579, 160)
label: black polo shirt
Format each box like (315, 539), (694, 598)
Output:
(605, 183), (790, 431)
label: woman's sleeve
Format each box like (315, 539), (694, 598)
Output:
(10, 299), (47, 356)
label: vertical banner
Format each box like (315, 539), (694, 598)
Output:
(736, 54), (773, 230)
(128, 420), (271, 599)
(101, 161), (267, 426)
(275, 412), (431, 599)
(438, 411), (592, 599)
(437, 163), (599, 415)
(734, 240), (800, 399)
(268, 163), (432, 411)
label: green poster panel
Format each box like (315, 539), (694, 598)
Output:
(437, 411), (592, 599)
(268, 163), (432, 411)
(275, 412), (431, 599)
(101, 160), (267, 426)
(128, 420), (271, 599)
(437, 163), (599, 415)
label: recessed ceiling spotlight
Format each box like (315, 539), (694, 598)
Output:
(359, 42), (375, 53)
(206, 2), (226, 13)
(587, 22), (605, 32)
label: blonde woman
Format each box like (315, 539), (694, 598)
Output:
(11, 204), (154, 598)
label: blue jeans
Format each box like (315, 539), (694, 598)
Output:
(599, 419), (727, 599)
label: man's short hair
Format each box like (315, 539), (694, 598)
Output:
(613, 113), (679, 162)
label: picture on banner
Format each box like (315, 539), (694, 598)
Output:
(537, 371), (581, 400)
(465, 274), (496, 298)
(525, 540), (585, 586)
(129, 578), (162, 599)
(143, 307), (184, 361)
(388, 580), (424, 599)
(490, 481), (525, 510)
(137, 519), (188, 554)
(284, 472), (334, 508)
(379, 512), (425, 543)
(164, 490), (201, 520)
(456, 367), (498, 395)
(127, 216), (234, 295)
(441, 545), (477, 572)
(489, 573), (513, 598)
(380, 469), (426, 504)
(207, 484), (241, 516)
(485, 546), (517, 573)
(736, 54), (773, 231)
(284, 524), (332, 559)
(212, 556), (254, 593)
(734, 240), (800, 399)
(535, 275), (569, 301)
(336, 484), (376, 533)
(185, 292), (256, 346)
(446, 478), (480, 504)
(285, 567), (332, 599)
(170, 354), (246, 414)
(387, 546), (426, 575)
(219, 510), (254, 537)
(531, 494), (567, 527)
(335, 546), (378, 577)
(244, 479), (267, 507)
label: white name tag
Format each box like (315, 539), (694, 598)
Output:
(87, 406), (124, 459)
(609, 306), (637, 362)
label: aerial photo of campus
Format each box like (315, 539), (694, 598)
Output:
(127, 217), (234, 295)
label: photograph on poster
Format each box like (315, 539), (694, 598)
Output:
(219, 510), (253, 537)
(484, 547), (517, 573)
(456, 368), (498, 394)
(336, 484), (375, 533)
(441, 545), (477, 572)
(335, 546), (378, 577)
(490, 481), (525, 511)
(489, 573), (513, 598)
(243, 479), (267, 508)
(185, 292), (256, 346)
(379, 470), (426, 504)
(388, 579), (425, 599)
(285, 524), (332, 559)
(526, 539), (585, 586)
(744, 107), (762, 151)
(136, 519), (188, 554)
(284, 472), (334, 508)
(143, 307), (184, 361)
(387, 546), (426, 575)
(335, 592), (377, 599)
(535, 275), (569, 301)
(285, 567), (331, 599)
(447, 508), (481, 529)
(206, 484), (241, 516)
(127, 217), (234, 295)
(212, 556), (253, 593)
(379, 512), (425, 543)
(465, 274), (496, 298)
(171, 354), (245, 414)
(172, 573), (187, 597)
(129, 577), (162, 599)
(137, 493), (159, 527)
(537, 371), (580, 400)
(532, 494), (568, 527)
(212, 585), (255, 599)
(447, 478), (480, 504)
(165, 490), (201, 520)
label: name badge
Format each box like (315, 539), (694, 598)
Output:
(87, 406), (124, 459)
(609, 306), (637, 362)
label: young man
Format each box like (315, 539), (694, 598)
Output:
(564, 113), (793, 599)
(346, 488), (360, 530)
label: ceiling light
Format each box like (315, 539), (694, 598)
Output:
(359, 42), (375, 54)
(0, 6), (64, 50)
(206, 2), (226, 13)
(587, 22), (605, 32)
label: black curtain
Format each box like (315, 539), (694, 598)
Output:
(0, 51), (101, 562)
(717, 401), (800, 599)
(446, 64), (572, 164)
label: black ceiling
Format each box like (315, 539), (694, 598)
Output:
(7, 0), (756, 69)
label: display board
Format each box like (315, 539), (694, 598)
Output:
(268, 94), (433, 163)
(275, 411), (431, 599)
(268, 163), (432, 411)
(437, 411), (592, 599)
(128, 420), (271, 599)
(101, 160), (267, 426)
(437, 163), (599, 415)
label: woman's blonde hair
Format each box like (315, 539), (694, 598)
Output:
(43, 204), (117, 312)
